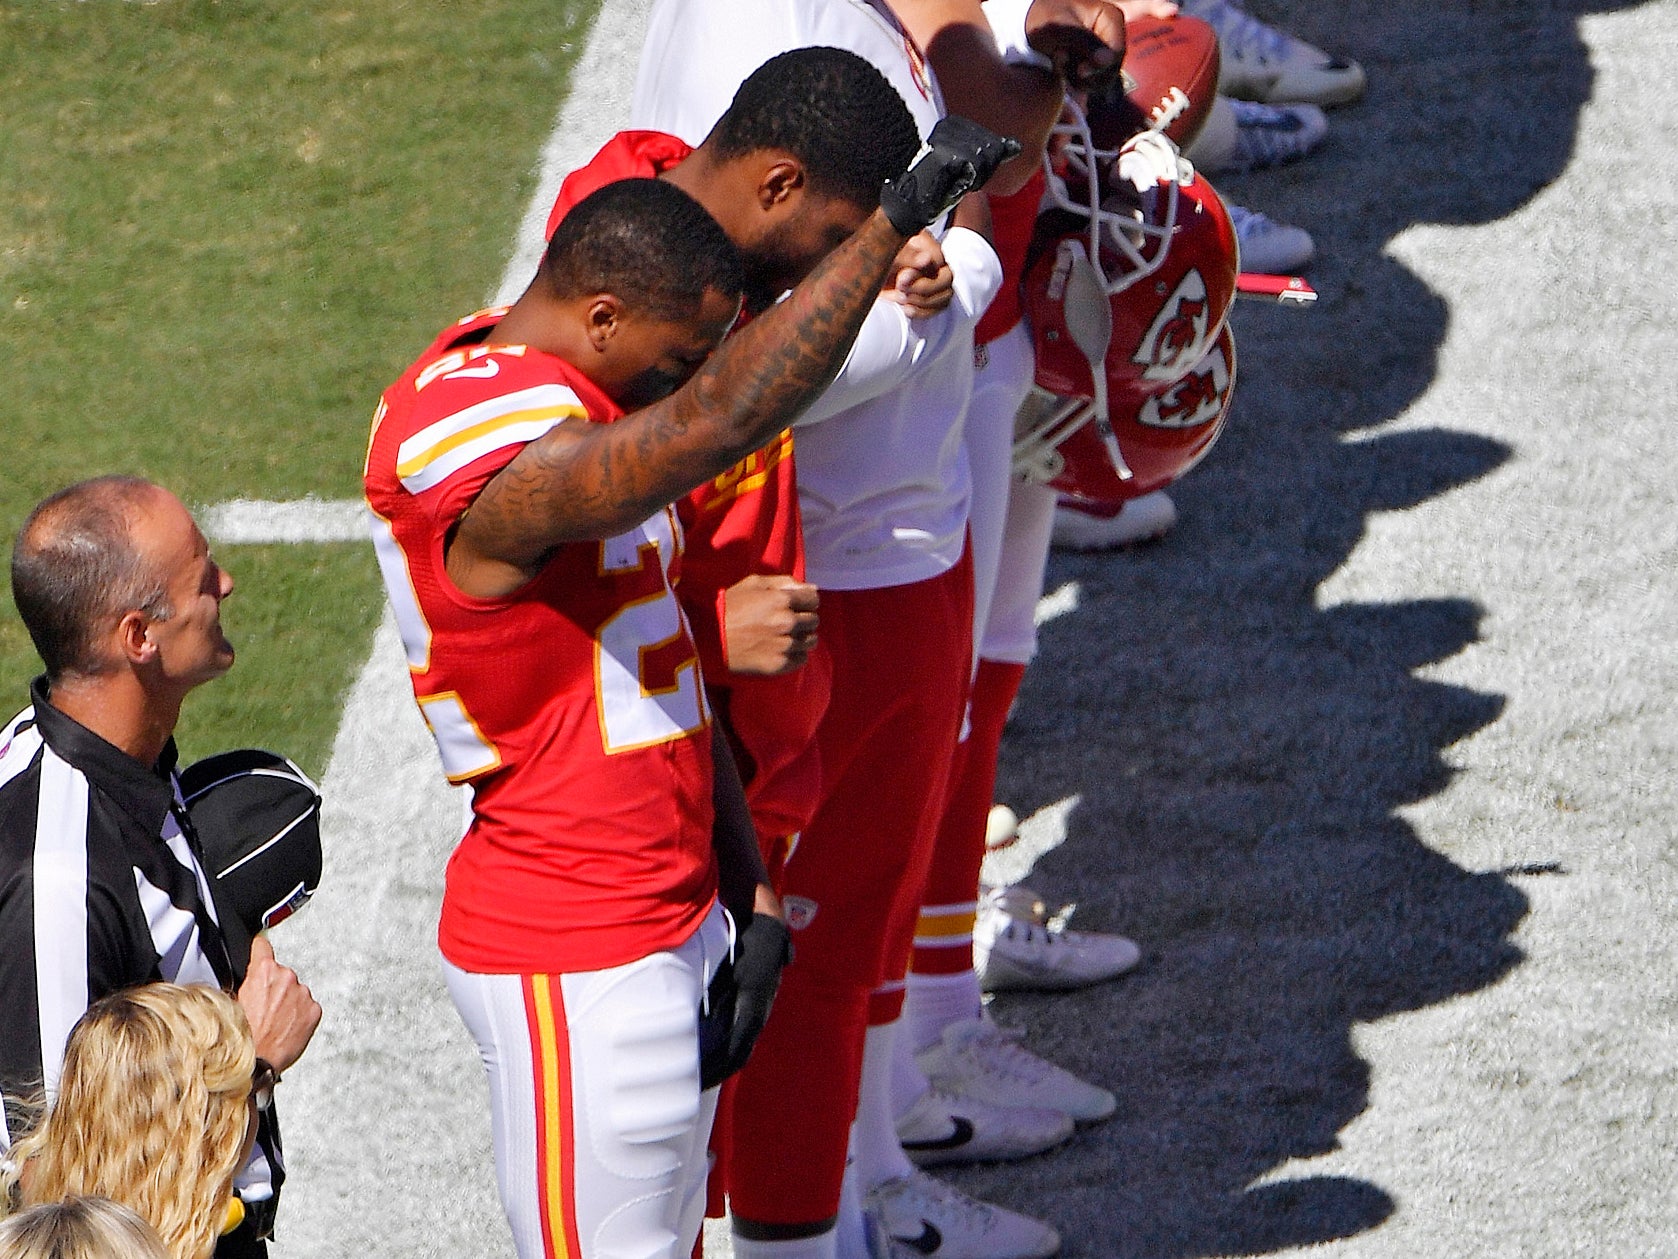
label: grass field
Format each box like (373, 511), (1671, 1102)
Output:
(12, 3), (1678, 1256)
(0, 0), (600, 772)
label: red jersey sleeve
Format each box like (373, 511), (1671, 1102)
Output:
(676, 428), (802, 679)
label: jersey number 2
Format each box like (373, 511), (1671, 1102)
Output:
(595, 508), (708, 753)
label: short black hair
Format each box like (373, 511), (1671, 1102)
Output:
(542, 178), (743, 321)
(708, 47), (921, 208)
(11, 476), (173, 681)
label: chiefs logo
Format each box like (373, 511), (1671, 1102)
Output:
(1131, 269), (1213, 383)
(1138, 331), (1232, 429)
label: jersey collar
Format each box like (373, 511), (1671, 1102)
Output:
(28, 675), (181, 838)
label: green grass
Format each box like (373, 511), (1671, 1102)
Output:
(0, 0), (600, 773)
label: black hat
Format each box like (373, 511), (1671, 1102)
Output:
(180, 749), (322, 953)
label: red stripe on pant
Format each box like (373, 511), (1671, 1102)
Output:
(725, 554), (973, 1226)
(523, 974), (584, 1259)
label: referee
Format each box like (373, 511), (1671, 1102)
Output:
(0, 476), (320, 1258)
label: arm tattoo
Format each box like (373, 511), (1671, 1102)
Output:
(461, 211), (907, 570)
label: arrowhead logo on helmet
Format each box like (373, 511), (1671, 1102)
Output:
(1132, 268), (1213, 383)
(1015, 105), (1240, 500)
(1140, 332), (1233, 430)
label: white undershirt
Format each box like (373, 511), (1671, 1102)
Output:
(632, 0), (1005, 588)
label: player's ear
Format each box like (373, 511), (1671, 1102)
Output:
(585, 295), (624, 349)
(758, 157), (806, 210)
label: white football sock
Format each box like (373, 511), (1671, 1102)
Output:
(733, 1229), (838, 1259)
(889, 1016), (933, 1120)
(833, 1161), (872, 1259)
(850, 1020), (917, 1192)
(905, 968), (983, 1053)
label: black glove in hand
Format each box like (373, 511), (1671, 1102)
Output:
(880, 115), (1023, 236)
(698, 914), (793, 1090)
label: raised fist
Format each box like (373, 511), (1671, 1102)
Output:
(880, 115), (1023, 236)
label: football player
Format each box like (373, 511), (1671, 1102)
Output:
(543, 47), (931, 876)
(633, 5), (1141, 1259)
(364, 123), (1015, 1259)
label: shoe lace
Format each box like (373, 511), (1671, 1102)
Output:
(962, 1022), (1057, 1085)
(1001, 920), (1062, 953)
(1227, 203), (1278, 243)
(1231, 127), (1291, 171)
(1201, 0), (1291, 64)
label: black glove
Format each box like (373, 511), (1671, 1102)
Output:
(880, 115), (1023, 236)
(698, 914), (793, 1090)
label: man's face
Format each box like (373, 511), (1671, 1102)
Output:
(743, 193), (871, 311)
(130, 488), (236, 689)
(598, 285), (742, 410)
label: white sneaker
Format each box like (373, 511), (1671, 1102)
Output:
(896, 1085), (1075, 1166)
(976, 887), (1143, 993)
(917, 1017), (1117, 1124)
(1226, 99), (1329, 172)
(1180, 0), (1366, 106)
(1050, 490), (1177, 551)
(866, 1169), (1061, 1259)
(1229, 202), (1315, 274)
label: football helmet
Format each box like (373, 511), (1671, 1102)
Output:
(1020, 322), (1237, 504)
(1014, 105), (1238, 496)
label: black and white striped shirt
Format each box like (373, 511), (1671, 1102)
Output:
(0, 679), (284, 1237)
(0, 676), (238, 1129)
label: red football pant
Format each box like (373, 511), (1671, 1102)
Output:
(910, 657), (1028, 979)
(725, 553), (973, 1227)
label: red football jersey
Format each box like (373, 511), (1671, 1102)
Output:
(365, 309), (718, 974)
(547, 130), (803, 682)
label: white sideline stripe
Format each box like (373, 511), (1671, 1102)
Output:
(493, 0), (655, 308)
(283, 6), (655, 1256)
(1035, 580), (1081, 625)
(203, 497), (367, 544)
(980, 795), (1080, 892)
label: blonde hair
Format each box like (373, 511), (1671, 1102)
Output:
(0, 1197), (168, 1259)
(0, 985), (254, 1259)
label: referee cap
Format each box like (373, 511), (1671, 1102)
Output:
(180, 749), (323, 936)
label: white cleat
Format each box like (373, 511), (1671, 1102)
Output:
(976, 886), (1143, 993)
(1050, 490), (1177, 551)
(917, 1017), (1117, 1125)
(1228, 202), (1315, 274)
(1220, 99), (1330, 173)
(896, 1084), (1075, 1166)
(1179, 0), (1367, 106)
(866, 1169), (1061, 1259)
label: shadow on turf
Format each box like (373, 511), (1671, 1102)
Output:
(952, 0), (1645, 1254)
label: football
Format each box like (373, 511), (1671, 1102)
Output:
(1087, 15), (1221, 151)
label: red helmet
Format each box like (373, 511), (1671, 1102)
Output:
(1047, 323), (1237, 503)
(1014, 111), (1239, 498)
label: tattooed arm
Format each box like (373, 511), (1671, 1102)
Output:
(447, 210), (906, 595)
(447, 119), (1018, 596)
